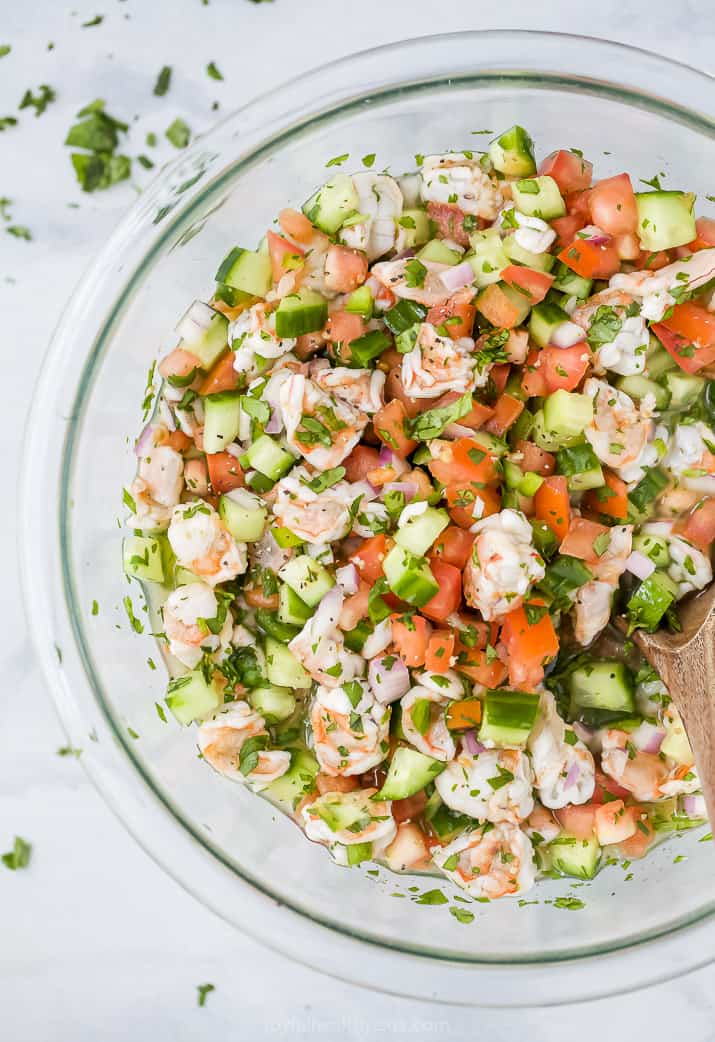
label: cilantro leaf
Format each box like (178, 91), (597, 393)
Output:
(166, 118), (191, 149)
(2, 836), (32, 871)
(19, 84), (56, 116)
(206, 61), (223, 81)
(0, 45), (11, 58)
(6, 225), (31, 240)
(153, 66), (172, 97)
(197, 983), (215, 1007)
(81, 15), (104, 27)
(586, 306), (622, 349)
(325, 153), (349, 167)
(0, 116), (18, 131)
(409, 391), (472, 441)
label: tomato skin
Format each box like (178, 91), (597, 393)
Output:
(343, 444), (382, 483)
(515, 440), (556, 476)
(428, 438), (501, 487)
(425, 630), (456, 673)
(324, 309), (366, 349)
(501, 600), (559, 689)
(589, 173), (638, 235)
(325, 244), (369, 294)
(432, 391), (494, 430)
(551, 214), (586, 251)
(476, 283), (524, 329)
(430, 525), (475, 569)
(421, 560), (462, 622)
(349, 534), (389, 584)
(445, 483), (501, 529)
(199, 352), (238, 395)
(686, 216), (715, 252)
(591, 769), (631, 804)
(159, 347), (202, 381)
(614, 233), (641, 261)
(455, 647), (507, 686)
(391, 790), (428, 824)
(534, 476), (571, 543)
(500, 264), (554, 305)
(266, 230), (305, 283)
(559, 516), (611, 562)
(540, 343), (591, 392)
(426, 289), (476, 340)
(206, 452), (245, 493)
(521, 349), (549, 397)
(391, 614), (432, 667)
(616, 813), (654, 859)
(652, 303), (715, 373)
(539, 150), (593, 194)
(484, 393), (524, 436)
(558, 236), (621, 279)
(583, 470), (629, 521)
(426, 201), (473, 247)
(555, 804), (597, 839)
(565, 189), (593, 220)
(683, 498), (715, 551)
(373, 399), (418, 457)
(278, 207), (315, 244)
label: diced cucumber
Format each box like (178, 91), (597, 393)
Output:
(511, 176), (566, 220)
(531, 409), (565, 452)
(498, 282), (533, 326)
(175, 300), (229, 370)
(203, 391), (242, 454)
(417, 239), (462, 265)
(556, 442), (604, 492)
(550, 833), (601, 880)
(382, 545), (439, 607)
(627, 570), (678, 632)
(277, 582), (314, 626)
(616, 374), (671, 411)
(632, 532), (670, 566)
(543, 390), (593, 443)
(274, 289), (328, 339)
(635, 190), (696, 251)
(377, 746), (445, 800)
(349, 329), (391, 367)
(272, 525), (304, 549)
(536, 555), (593, 611)
(479, 689), (541, 747)
(345, 284), (373, 318)
(278, 554), (335, 607)
(529, 301), (571, 348)
(663, 369), (705, 408)
(346, 841), (373, 866)
(396, 208), (432, 249)
(468, 429), (510, 457)
(645, 342), (677, 379)
(551, 262), (593, 299)
(488, 125), (536, 177)
(569, 660), (635, 723)
(428, 806), (473, 843)
(530, 519), (559, 559)
(219, 488), (267, 542)
(165, 669), (222, 725)
(214, 283), (254, 309)
(660, 715), (693, 765)
(394, 506), (449, 557)
(255, 609), (301, 643)
(627, 468), (669, 523)
(264, 637), (312, 689)
(248, 684), (296, 724)
(174, 565), (203, 586)
(245, 434), (294, 480)
(466, 228), (510, 288)
(503, 234), (555, 273)
(215, 247), (271, 298)
(266, 748), (319, 807)
(343, 619), (373, 653)
(303, 174), (359, 234)
(384, 299), (429, 335)
(123, 535), (165, 583)
(504, 461), (544, 495)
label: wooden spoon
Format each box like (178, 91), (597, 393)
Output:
(629, 582), (715, 828)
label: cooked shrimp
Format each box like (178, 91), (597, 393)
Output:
(339, 172), (404, 261)
(573, 580), (614, 646)
(310, 361), (385, 414)
(279, 372), (368, 470)
(230, 303), (296, 378)
(433, 822), (536, 899)
(421, 153), (502, 220)
(435, 747), (534, 825)
(400, 686), (456, 762)
(162, 582), (233, 668)
(662, 421), (715, 496)
(370, 257), (454, 307)
(288, 586), (364, 687)
(525, 803), (562, 845)
(528, 692), (595, 809)
(609, 247), (715, 321)
(571, 289), (638, 330)
(302, 788), (396, 860)
(401, 323), (478, 399)
(272, 467), (355, 544)
(641, 521), (713, 596)
(583, 378), (657, 483)
(600, 727), (698, 802)
(198, 702), (290, 790)
(129, 443), (184, 530)
(168, 501), (247, 585)
(310, 679), (390, 776)
(463, 509), (545, 620)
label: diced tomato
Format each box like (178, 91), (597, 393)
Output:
(521, 349), (549, 397)
(384, 365), (422, 419)
(617, 812), (654, 859)
(515, 440), (556, 475)
(206, 452), (244, 493)
(455, 646), (507, 686)
(324, 309), (366, 348)
(373, 399), (418, 457)
(583, 470), (629, 522)
(324, 244), (369, 294)
(391, 613), (432, 667)
(199, 352), (238, 395)
(445, 698), (483, 730)
(157, 429), (192, 453)
(591, 768), (632, 804)
(500, 265), (554, 305)
(594, 801), (638, 846)
(489, 363), (511, 395)
(278, 207), (315, 244)
(652, 302), (715, 373)
(426, 201), (473, 247)
(430, 525), (475, 569)
(558, 236), (621, 279)
(475, 283), (524, 329)
(565, 189), (594, 220)
(588, 173), (638, 235)
(551, 214), (586, 251)
(343, 444), (382, 483)
(421, 560), (462, 622)
(559, 516), (611, 562)
(540, 343), (591, 393)
(485, 393), (524, 436)
(613, 233), (641, 261)
(316, 773), (359, 795)
(425, 630), (456, 673)
(391, 790), (428, 824)
(686, 216), (715, 252)
(350, 534), (389, 584)
(500, 600), (559, 689)
(635, 249), (671, 271)
(266, 229), (305, 283)
(555, 804), (597, 840)
(534, 476), (571, 543)
(684, 497), (715, 551)
(426, 288), (476, 339)
(454, 616), (493, 652)
(539, 150), (593, 195)
(159, 347), (202, 381)
(432, 391), (494, 430)
(445, 484), (501, 530)
(428, 437), (501, 487)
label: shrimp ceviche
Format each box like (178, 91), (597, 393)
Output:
(123, 125), (715, 901)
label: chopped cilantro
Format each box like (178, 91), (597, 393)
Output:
(449, 906), (475, 924)
(153, 66), (172, 97)
(326, 153), (349, 167)
(166, 118), (191, 149)
(6, 225), (31, 240)
(414, 888), (449, 905)
(0, 116), (18, 131)
(404, 258), (427, 288)
(361, 153), (376, 168)
(553, 896), (585, 910)
(2, 836), (31, 871)
(0, 45), (10, 58)
(57, 746), (82, 758)
(197, 983), (215, 1007)
(19, 84), (56, 117)
(207, 61), (223, 81)
(81, 15), (104, 27)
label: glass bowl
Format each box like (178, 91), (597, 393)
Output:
(21, 31), (715, 1006)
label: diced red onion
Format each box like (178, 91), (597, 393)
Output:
(565, 762), (580, 788)
(439, 260), (476, 293)
(362, 618), (393, 659)
(587, 235), (610, 247)
(310, 585), (343, 636)
(444, 422), (477, 439)
(572, 721), (594, 745)
(349, 479), (379, 503)
(382, 481), (417, 501)
(550, 321), (586, 348)
(264, 408), (283, 435)
(157, 398), (176, 432)
(225, 443), (242, 458)
(631, 720), (666, 754)
(369, 654), (410, 704)
(580, 225), (609, 246)
(393, 247), (417, 261)
(681, 793), (707, 819)
(175, 299), (216, 346)
(626, 551), (656, 581)
(378, 444), (409, 475)
(135, 423), (157, 458)
(335, 563), (359, 595)
(462, 731), (485, 756)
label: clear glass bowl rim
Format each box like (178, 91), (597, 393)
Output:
(20, 30), (715, 1006)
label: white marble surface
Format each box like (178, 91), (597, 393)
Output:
(2, 2), (715, 1039)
